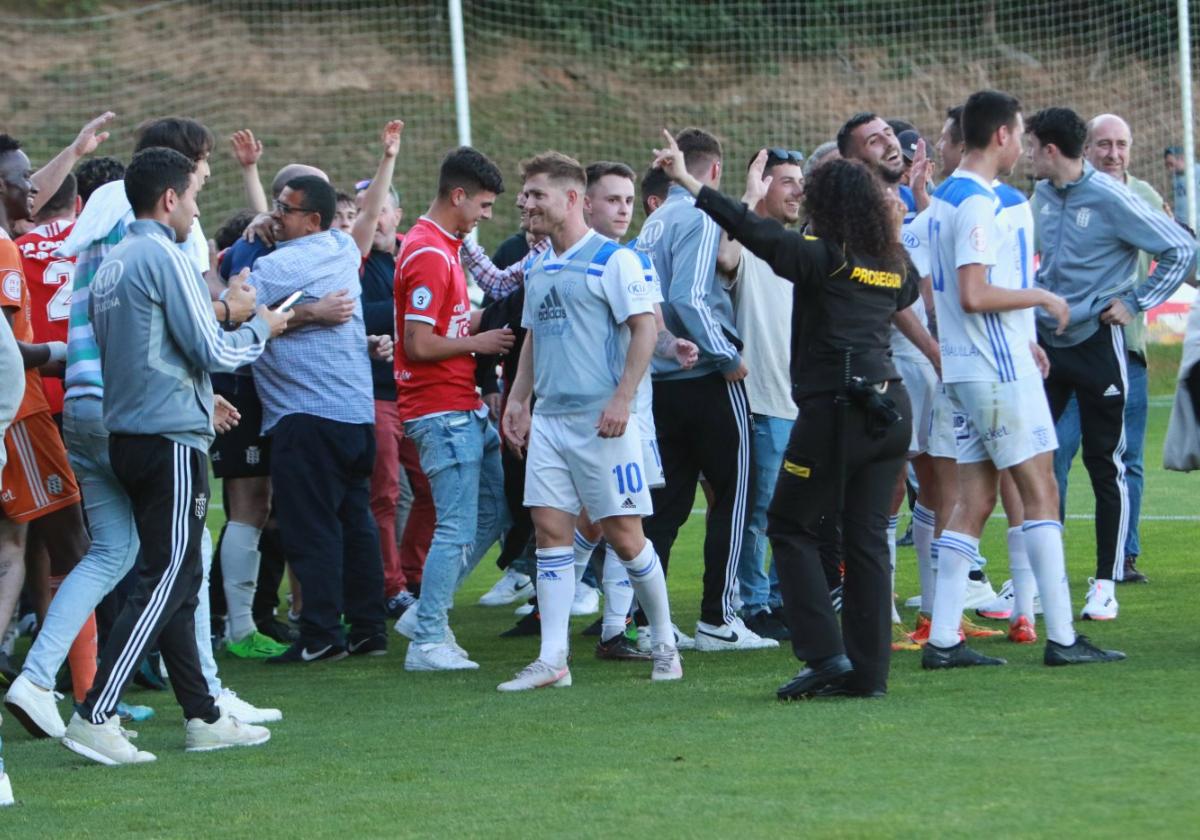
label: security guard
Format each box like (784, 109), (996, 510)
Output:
(653, 134), (917, 699)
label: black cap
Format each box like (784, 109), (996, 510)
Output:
(898, 130), (923, 163)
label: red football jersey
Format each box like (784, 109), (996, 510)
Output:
(393, 217), (481, 421)
(16, 219), (74, 414)
(0, 230), (50, 421)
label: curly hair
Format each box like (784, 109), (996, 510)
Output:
(803, 158), (906, 275)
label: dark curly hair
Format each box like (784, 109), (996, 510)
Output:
(803, 158), (906, 275)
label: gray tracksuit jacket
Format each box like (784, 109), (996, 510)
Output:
(91, 219), (269, 451)
(1033, 162), (1196, 348)
(634, 185), (742, 379)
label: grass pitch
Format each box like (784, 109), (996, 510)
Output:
(3, 370), (1199, 837)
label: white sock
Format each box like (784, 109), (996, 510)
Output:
(620, 540), (672, 648)
(196, 528), (222, 697)
(535, 547), (575, 667)
(930, 531), (977, 648)
(220, 522), (262, 642)
(573, 530), (599, 588)
(912, 504), (936, 615)
(601, 545), (634, 640)
(1007, 526), (1037, 623)
(1022, 520), (1075, 646)
(887, 514), (901, 623)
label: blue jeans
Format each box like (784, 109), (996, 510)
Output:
(738, 414), (792, 613)
(1053, 355), (1147, 558)
(404, 411), (508, 644)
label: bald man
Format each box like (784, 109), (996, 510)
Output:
(1052, 114), (1169, 585)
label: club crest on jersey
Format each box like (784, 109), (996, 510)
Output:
(410, 285), (432, 310)
(2, 271), (20, 300)
(1075, 208), (1092, 228)
(45, 474), (63, 495)
(194, 492), (208, 520)
(245, 446), (261, 466)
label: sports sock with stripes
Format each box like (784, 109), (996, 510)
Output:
(1007, 526), (1037, 623)
(619, 540), (672, 648)
(601, 544), (634, 640)
(1022, 520), (1075, 646)
(912, 503), (936, 614)
(930, 531), (978, 648)
(535, 547), (575, 667)
(573, 530), (599, 587)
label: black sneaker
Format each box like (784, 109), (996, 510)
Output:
(133, 652), (168, 690)
(777, 655), (854, 700)
(1118, 557), (1149, 584)
(921, 640), (1007, 670)
(582, 617), (604, 637)
(743, 609), (791, 641)
(499, 610), (540, 638)
(595, 634), (651, 661)
(1044, 634), (1126, 666)
(809, 682), (886, 699)
(265, 642), (348, 664)
(386, 590), (417, 618)
(347, 633), (388, 657)
(257, 617), (299, 644)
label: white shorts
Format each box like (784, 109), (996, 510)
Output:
(524, 411), (654, 519)
(895, 354), (937, 455)
(927, 384), (958, 460)
(638, 410), (665, 489)
(945, 376), (1058, 470)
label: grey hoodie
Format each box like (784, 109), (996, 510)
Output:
(634, 185), (742, 379)
(1033, 161), (1196, 348)
(91, 219), (269, 451)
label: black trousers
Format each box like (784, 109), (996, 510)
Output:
(80, 436), (217, 724)
(768, 385), (910, 695)
(270, 414), (385, 648)
(644, 373), (753, 627)
(1042, 323), (1130, 581)
(496, 431), (534, 571)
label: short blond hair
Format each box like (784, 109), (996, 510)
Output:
(519, 151), (586, 189)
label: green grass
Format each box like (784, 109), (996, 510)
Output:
(4, 358), (1199, 836)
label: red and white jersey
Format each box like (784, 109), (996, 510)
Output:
(16, 219), (75, 413)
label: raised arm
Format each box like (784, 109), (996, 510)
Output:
(230, 130), (269, 215)
(32, 112), (114, 215)
(350, 120), (404, 257)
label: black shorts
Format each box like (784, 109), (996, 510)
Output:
(210, 372), (271, 479)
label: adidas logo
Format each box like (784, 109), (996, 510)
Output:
(538, 570), (562, 581)
(1103, 384), (1121, 397)
(621, 497), (637, 510)
(536, 287), (567, 322)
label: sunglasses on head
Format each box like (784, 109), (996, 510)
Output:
(766, 148), (805, 164)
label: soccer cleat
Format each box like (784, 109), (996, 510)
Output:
(921, 640), (1007, 669)
(500, 610), (540, 638)
(386, 589), (418, 618)
(891, 624), (921, 652)
(595, 634), (651, 661)
(650, 644), (683, 681)
(216, 688), (282, 724)
(226, 631), (291, 660)
(257, 617), (299, 644)
(963, 572), (999, 610)
(62, 713), (157, 766)
(5, 673), (66, 739)
(405, 642), (479, 672)
(960, 615), (1004, 639)
(497, 659), (571, 691)
(1044, 634), (1126, 666)
(976, 578), (1014, 620)
(636, 623), (695, 653)
(570, 583), (600, 617)
(347, 633), (389, 657)
(264, 642), (348, 664)
(0, 772), (12, 807)
(1081, 578), (1119, 621)
(694, 617), (779, 652)
(907, 613), (931, 645)
(116, 702), (156, 723)
(743, 609), (791, 641)
(514, 601), (536, 617)
(1007, 615), (1038, 644)
(185, 711), (271, 752)
(777, 655), (854, 700)
(1119, 556), (1149, 584)
(478, 568), (534, 607)
(581, 617), (604, 637)
(808, 683), (886, 699)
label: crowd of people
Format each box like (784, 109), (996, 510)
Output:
(0, 87), (1194, 802)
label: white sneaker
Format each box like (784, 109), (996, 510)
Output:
(693, 617), (779, 651)
(890, 599), (903, 624)
(1081, 577), (1118, 621)
(570, 583), (600, 616)
(963, 574), (999, 610)
(478, 568), (533, 606)
(0, 772), (12, 807)
(62, 713), (156, 765)
(636, 623), (696, 653)
(514, 601), (535, 616)
(405, 641), (479, 671)
(4, 673), (66, 738)
(185, 711), (271, 752)
(976, 579), (1014, 620)
(497, 659), (571, 691)
(650, 644), (683, 681)
(216, 688), (282, 724)
(394, 600), (420, 639)
(444, 627), (470, 659)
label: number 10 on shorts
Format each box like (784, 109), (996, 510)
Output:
(612, 462), (643, 494)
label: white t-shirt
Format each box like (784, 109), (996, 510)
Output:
(730, 249), (797, 420)
(929, 169), (1037, 384)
